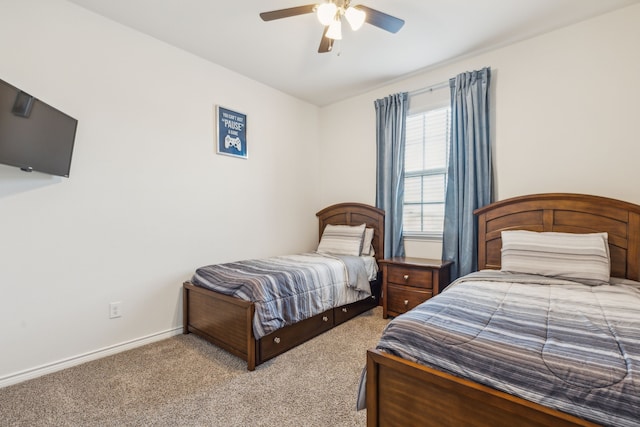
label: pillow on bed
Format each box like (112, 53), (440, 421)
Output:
(361, 228), (375, 256)
(317, 223), (366, 256)
(500, 230), (610, 286)
(368, 246), (376, 257)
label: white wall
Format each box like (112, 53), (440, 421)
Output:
(0, 0), (321, 384)
(319, 4), (640, 259)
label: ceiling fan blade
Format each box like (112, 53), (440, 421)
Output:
(260, 4), (316, 21)
(318, 27), (334, 53)
(355, 5), (405, 33)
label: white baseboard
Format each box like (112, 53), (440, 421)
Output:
(0, 327), (183, 388)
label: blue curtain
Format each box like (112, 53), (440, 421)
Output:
(442, 67), (492, 280)
(375, 92), (408, 259)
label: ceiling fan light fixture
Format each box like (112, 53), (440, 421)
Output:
(316, 2), (337, 26)
(326, 18), (342, 40)
(260, 3), (405, 54)
(345, 6), (366, 31)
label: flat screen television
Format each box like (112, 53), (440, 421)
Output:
(0, 78), (78, 177)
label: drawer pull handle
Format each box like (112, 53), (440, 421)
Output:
(342, 308), (348, 313)
(403, 274), (409, 281)
(322, 316), (329, 322)
(404, 300), (409, 307)
(274, 337), (281, 344)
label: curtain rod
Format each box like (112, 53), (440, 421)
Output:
(408, 81), (448, 97)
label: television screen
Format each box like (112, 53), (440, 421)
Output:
(0, 78), (78, 177)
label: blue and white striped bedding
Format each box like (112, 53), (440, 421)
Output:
(191, 253), (372, 339)
(371, 271), (640, 427)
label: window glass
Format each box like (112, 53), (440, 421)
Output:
(403, 105), (450, 237)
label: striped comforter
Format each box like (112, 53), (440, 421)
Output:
(373, 271), (640, 426)
(191, 253), (371, 339)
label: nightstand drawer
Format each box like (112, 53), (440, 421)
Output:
(387, 284), (432, 315)
(387, 265), (433, 289)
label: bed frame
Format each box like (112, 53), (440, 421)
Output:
(367, 193), (640, 427)
(183, 202), (385, 371)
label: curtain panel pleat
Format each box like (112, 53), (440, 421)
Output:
(375, 92), (408, 259)
(442, 67), (492, 280)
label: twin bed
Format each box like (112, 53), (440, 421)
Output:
(365, 193), (640, 427)
(182, 202), (385, 370)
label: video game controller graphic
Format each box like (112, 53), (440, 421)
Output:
(224, 135), (242, 151)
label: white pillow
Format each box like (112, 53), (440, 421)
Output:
(500, 230), (610, 286)
(361, 228), (375, 256)
(317, 223), (366, 256)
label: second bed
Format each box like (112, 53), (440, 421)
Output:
(183, 202), (385, 370)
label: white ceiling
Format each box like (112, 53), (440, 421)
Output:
(67, 0), (639, 106)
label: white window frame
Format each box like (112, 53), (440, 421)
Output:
(403, 103), (451, 240)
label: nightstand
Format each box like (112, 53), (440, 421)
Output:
(380, 257), (453, 318)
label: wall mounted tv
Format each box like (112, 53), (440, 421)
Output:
(0, 78), (78, 178)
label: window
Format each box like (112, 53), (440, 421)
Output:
(403, 105), (451, 237)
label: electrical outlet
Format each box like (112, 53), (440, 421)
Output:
(109, 301), (122, 319)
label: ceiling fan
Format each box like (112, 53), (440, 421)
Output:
(260, 1), (405, 53)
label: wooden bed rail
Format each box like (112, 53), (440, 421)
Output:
(366, 349), (598, 427)
(183, 282), (256, 370)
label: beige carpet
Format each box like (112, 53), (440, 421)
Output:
(0, 307), (389, 427)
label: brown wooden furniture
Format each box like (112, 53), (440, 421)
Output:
(183, 202), (385, 371)
(379, 257), (452, 318)
(367, 193), (640, 427)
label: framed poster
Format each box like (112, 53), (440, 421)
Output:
(215, 105), (247, 159)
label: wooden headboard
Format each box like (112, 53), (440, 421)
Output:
(474, 193), (640, 281)
(316, 203), (385, 262)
